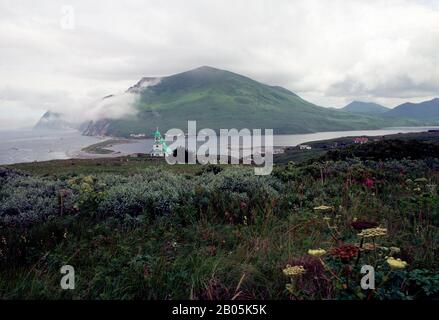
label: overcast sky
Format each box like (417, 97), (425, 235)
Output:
(1, 0), (439, 129)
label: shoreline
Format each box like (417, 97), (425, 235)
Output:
(2, 126), (439, 166)
(77, 125), (439, 156)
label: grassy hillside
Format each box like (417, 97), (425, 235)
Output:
(87, 67), (402, 137)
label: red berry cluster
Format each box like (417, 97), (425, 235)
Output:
(330, 244), (359, 263)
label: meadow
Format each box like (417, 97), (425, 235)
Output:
(1, 141), (439, 299)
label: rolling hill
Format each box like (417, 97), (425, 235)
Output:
(342, 101), (389, 115)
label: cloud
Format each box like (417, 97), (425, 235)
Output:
(0, 86), (139, 127)
(80, 92), (140, 122)
(1, 0), (439, 128)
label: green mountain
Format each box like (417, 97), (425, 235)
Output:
(342, 101), (389, 115)
(385, 98), (439, 121)
(82, 66), (401, 137)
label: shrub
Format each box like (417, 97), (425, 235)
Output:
(97, 170), (193, 219)
(0, 176), (77, 227)
(193, 168), (282, 223)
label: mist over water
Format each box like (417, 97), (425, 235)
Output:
(0, 129), (103, 165)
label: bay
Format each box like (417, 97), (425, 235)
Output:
(1, 126), (439, 165)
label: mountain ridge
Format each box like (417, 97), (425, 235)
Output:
(342, 101), (389, 115)
(82, 66), (395, 137)
(36, 66), (429, 137)
(385, 98), (439, 120)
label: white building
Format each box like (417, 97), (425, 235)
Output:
(150, 128), (172, 157)
(130, 133), (146, 138)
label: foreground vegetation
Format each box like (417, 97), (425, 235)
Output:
(1, 141), (439, 299)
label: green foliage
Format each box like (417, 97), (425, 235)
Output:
(0, 175), (78, 227)
(97, 170), (192, 219)
(1, 155), (439, 299)
(322, 140), (439, 162)
(409, 269), (439, 297)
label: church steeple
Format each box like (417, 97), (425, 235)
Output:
(151, 128), (171, 157)
(154, 127), (161, 139)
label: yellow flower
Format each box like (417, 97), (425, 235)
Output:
(83, 175), (94, 184)
(308, 249), (327, 257)
(67, 178), (78, 186)
(386, 257), (408, 269)
(357, 227), (387, 238)
(80, 182), (93, 193)
(313, 205), (334, 212)
(283, 265), (306, 277)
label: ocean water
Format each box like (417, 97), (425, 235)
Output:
(272, 127), (439, 147)
(0, 129), (104, 165)
(1, 127), (439, 165)
(109, 126), (439, 154)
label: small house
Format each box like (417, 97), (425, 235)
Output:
(353, 137), (369, 144)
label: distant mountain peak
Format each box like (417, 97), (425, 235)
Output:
(126, 66), (226, 94)
(342, 101), (389, 114)
(192, 65), (220, 72)
(34, 111), (77, 130)
(180, 65), (229, 77)
(351, 100), (368, 104)
(126, 77), (162, 93)
(385, 97), (439, 121)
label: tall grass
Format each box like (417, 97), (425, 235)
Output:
(1, 159), (438, 299)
